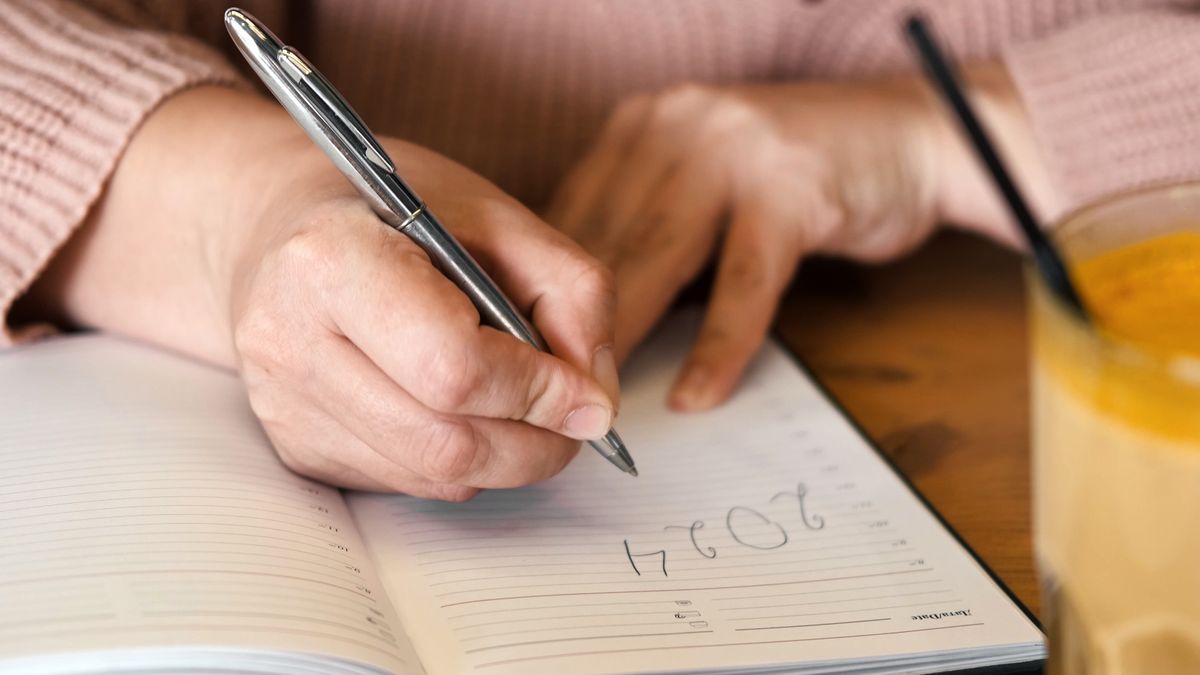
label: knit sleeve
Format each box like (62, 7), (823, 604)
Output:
(1003, 8), (1200, 210)
(0, 0), (245, 344)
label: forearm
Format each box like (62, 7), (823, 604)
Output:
(17, 87), (312, 367)
(0, 1), (247, 347)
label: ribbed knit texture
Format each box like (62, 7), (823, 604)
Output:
(0, 0), (243, 343)
(1005, 7), (1200, 203)
(1, 0), (1196, 343)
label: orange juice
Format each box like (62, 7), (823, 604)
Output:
(1033, 206), (1200, 673)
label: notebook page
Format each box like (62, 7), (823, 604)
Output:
(348, 311), (1044, 674)
(0, 336), (418, 674)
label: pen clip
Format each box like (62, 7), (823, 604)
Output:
(277, 47), (397, 175)
(226, 7), (424, 225)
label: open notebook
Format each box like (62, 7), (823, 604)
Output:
(0, 312), (1044, 674)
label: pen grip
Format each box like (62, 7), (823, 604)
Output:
(401, 212), (550, 352)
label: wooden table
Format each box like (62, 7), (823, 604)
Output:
(774, 230), (1039, 618)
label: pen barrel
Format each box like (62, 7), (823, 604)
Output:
(402, 212), (550, 352)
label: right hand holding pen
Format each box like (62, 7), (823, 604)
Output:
(22, 87), (620, 501)
(229, 140), (621, 500)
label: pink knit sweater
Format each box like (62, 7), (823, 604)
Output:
(3, 0), (1199, 343)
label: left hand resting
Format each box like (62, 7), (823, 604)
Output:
(547, 79), (951, 411)
(547, 66), (1050, 412)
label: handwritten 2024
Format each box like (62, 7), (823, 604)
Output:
(623, 482), (832, 577)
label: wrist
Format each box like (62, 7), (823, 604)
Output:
(152, 87), (316, 365)
(20, 86), (312, 367)
(923, 61), (1060, 247)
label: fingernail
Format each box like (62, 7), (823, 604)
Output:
(669, 364), (713, 411)
(591, 346), (621, 410)
(563, 404), (613, 440)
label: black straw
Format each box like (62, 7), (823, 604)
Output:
(904, 16), (1090, 321)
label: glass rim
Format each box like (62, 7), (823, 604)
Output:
(1050, 179), (1200, 240)
(1035, 179), (1200, 372)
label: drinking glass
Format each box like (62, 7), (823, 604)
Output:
(1030, 183), (1200, 673)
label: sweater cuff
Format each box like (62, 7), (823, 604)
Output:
(0, 0), (246, 345)
(1004, 10), (1200, 211)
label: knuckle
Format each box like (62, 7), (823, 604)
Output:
(795, 185), (847, 250)
(420, 343), (486, 412)
(697, 325), (736, 354)
(571, 254), (614, 294)
(723, 253), (768, 292)
(704, 94), (763, 139)
(571, 257), (616, 305)
(421, 420), (485, 483)
(386, 235), (435, 270)
(516, 353), (559, 423)
(277, 228), (344, 280)
(232, 311), (278, 369)
(810, 187), (846, 233)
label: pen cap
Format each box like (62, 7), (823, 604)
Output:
(224, 8), (424, 227)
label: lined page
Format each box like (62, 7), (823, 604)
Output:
(348, 311), (1043, 674)
(0, 336), (418, 674)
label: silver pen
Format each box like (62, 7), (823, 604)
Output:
(224, 8), (636, 477)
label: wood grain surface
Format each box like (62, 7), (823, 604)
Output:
(774, 230), (1040, 618)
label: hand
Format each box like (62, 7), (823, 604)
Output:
(547, 66), (1052, 412)
(22, 87), (620, 500)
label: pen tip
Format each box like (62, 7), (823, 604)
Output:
(588, 431), (637, 476)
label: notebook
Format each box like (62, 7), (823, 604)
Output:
(0, 311), (1045, 674)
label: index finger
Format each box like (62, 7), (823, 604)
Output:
(448, 199), (622, 405)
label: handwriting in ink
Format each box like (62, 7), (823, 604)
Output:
(622, 478), (828, 576)
(624, 539), (668, 577)
(770, 482), (826, 530)
(725, 506), (788, 550)
(664, 520), (717, 558)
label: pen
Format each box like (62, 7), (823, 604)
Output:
(224, 8), (637, 476)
